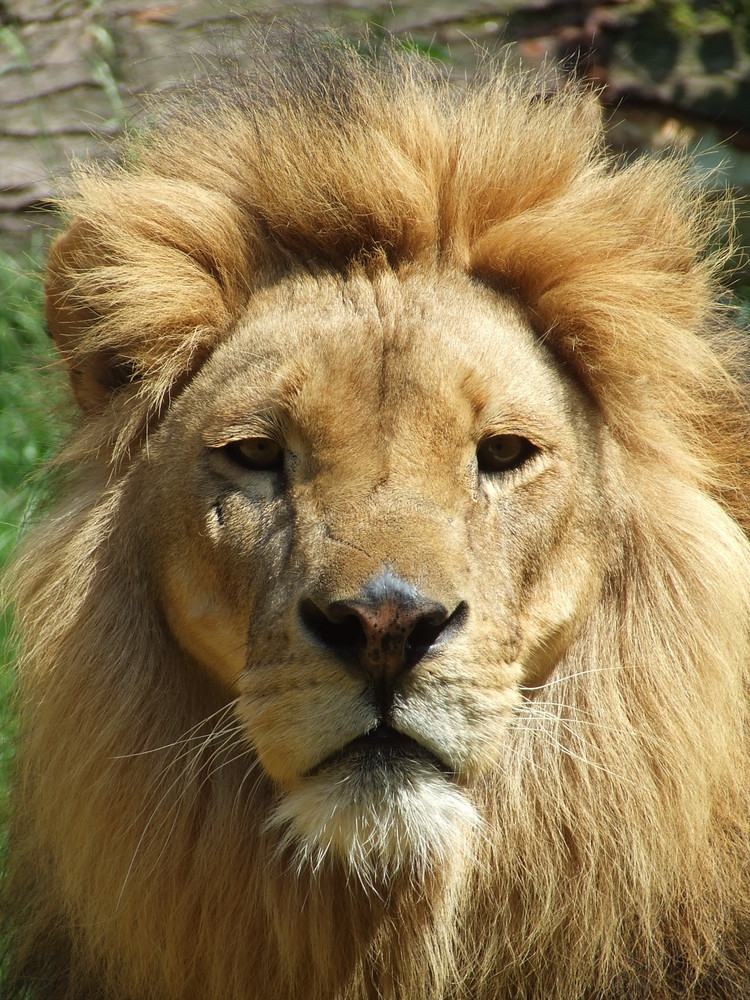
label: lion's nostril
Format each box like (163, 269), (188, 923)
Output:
(299, 574), (467, 680)
(406, 601), (468, 658)
(298, 599), (365, 656)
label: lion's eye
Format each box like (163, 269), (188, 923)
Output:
(224, 437), (283, 471)
(477, 434), (534, 473)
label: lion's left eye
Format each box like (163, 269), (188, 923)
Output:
(224, 437), (283, 471)
(477, 434), (535, 473)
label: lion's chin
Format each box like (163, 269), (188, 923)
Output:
(266, 748), (482, 885)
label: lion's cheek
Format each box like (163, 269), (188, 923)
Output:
(158, 557), (248, 690)
(515, 533), (611, 686)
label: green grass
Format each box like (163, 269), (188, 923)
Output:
(0, 255), (61, 557)
(0, 248), (63, 836)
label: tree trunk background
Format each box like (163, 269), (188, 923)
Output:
(2, 0), (750, 286)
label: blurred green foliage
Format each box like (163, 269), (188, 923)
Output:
(0, 250), (63, 839)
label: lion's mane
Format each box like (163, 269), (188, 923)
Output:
(3, 27), (750, 1000)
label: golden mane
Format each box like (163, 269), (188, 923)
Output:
(3, 26), (750, 1000)
(44, 30), (750, 509)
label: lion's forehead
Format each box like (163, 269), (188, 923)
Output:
(195, 268), (581, 451)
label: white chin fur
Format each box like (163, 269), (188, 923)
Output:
(266, 757), (482, 884)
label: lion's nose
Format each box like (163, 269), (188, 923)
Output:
(299, 571), (467, 682)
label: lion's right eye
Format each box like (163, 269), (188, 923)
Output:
(477, 434), (536, 474)
(223, 437), (283, 471)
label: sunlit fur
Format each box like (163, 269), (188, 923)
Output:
(3, 26), (750, 1000)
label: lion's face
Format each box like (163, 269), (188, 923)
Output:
(142, 265), (618, 873)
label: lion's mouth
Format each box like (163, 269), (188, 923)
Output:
(307, 724), (453, 778)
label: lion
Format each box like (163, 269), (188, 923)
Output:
(3, 26), (750, 1000)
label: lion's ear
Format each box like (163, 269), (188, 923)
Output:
(44, 179), (252, 417)
(45, 221), (135, 413)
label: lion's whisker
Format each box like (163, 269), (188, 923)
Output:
(117, 711), (249, 903)
(519, 664), (626, 694)
(110, 700), (241, 759)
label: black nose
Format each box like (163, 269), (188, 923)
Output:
(299, 571), (467, 681)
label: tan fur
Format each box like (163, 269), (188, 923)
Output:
(4, 28), (750, 1000)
